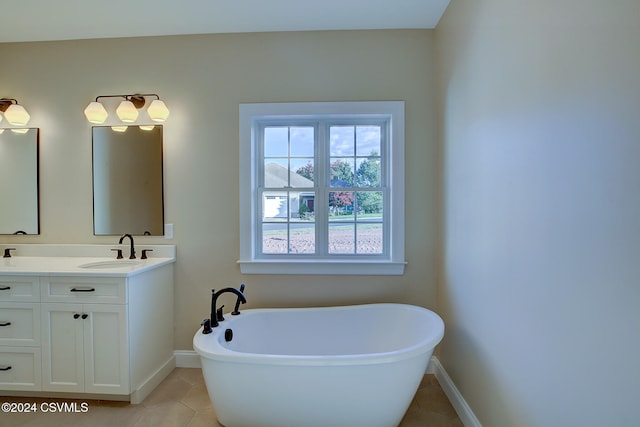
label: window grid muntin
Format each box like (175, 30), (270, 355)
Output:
(256, 117), (389, 259)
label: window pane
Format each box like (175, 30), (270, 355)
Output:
(264, 160), (288, 187)
(291, 158), (314, 186)
(356, 191), (383, 215)
(297, 192), (316, 219)
(330, 158), (354, 187)
(290, 127), (314, 157)
(356, 126), (381, 156)
(289, 223), (315, 254)
(330, 126), (355, 156)
(262, 223), (288, 254)
(356, 223), (383, 254)
(329, 223), (355, 254)
(329, 191), (355, 217)
(262, 191), (288, 221)
(356, 157), (381, 187)
(264, 127), (288, 157)
(294, 160), (314, 184)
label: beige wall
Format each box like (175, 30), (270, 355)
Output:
(0, 30), (439, 349)
(437, 1), (640, 426)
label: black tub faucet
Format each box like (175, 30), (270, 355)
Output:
(118, 234), (136, 259)
(211, 287), (247, 328)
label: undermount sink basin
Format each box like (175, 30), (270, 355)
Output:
(79, 260), (142, 269)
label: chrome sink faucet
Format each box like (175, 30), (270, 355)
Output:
(118, 234), (136, 259)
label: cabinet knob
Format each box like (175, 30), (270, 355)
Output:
(82, 314), (88, 319)
(73, 313), (80, 319)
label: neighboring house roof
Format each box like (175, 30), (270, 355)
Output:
(264, 163), (314, 188)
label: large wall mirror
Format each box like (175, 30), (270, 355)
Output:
(92, 126), (164, 236)
(0, 128), (39, 235)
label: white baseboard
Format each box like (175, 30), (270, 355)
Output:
(174, 350), (201, 368)
(174, 351), (480, 427)
(130, 356), (176, 404)
(430, 356), (482, 427)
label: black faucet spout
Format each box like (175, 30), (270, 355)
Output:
(118, 234), (136, 259)
(211, 287), (247, 328)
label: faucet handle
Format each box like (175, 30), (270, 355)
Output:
(232, 284), (246, 315)
(141, 249), (153, 259)
(111, 248), (123, 259)
(201, 318), (212, 334)
(3, 248), (16, 258)
(216, 306), (225, 322)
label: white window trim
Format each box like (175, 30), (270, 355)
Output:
(238, 101), (406, 275)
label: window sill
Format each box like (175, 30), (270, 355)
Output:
(237, 260), (406, 275)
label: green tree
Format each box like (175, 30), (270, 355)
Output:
(356, 152), (380, 187)
(330, 160), (354, 186)
(296, 162), (314, 182)
(356, 192), (382, 214)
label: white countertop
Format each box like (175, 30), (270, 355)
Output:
(0, 256), (174, 277)
(0, 244), (176, 277)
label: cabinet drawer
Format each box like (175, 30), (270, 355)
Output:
(0, 277), (40, 302)
(41, 277), (126, 304)
(0, 303), (40, 346)
(0, 347), (42, 390)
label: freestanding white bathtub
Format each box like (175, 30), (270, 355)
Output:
(193, 303), (444, 427)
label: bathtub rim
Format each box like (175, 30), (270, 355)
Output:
(193, 303), (444, 367)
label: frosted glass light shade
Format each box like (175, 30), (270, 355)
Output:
(147, 100), (170, 122)
(111, 126), (128, 132)
(4, 104), (30, 126)
(116, 100), (139, 123)
(84, 101), (108, 124)
(11, 128), (29, 134)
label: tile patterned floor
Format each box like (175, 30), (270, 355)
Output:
(1, 368), (462, 426)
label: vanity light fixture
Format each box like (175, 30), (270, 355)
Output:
(116, 100), (139, 123)
(0, 98), (31, 126)
(84, 93), (169, 125)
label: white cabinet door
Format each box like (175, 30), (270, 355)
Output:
(83, 304), (129, 394)
(41, 303), (84, 392)
(41, 303), (129, 394)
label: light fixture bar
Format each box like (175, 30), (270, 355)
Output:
(84, 93), (169, 125)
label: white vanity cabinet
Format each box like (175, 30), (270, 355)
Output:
(0, 250), (175, 403)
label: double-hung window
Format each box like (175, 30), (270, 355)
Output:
(239, 102), (405, 275)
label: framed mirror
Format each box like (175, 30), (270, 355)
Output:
(0, 128), (39, 235)
(92, 126), (164, 235)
